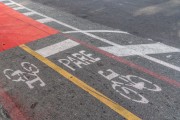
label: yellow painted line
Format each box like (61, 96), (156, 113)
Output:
(19, 44), (141, 120)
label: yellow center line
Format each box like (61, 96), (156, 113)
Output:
(19, 44), (141, 120)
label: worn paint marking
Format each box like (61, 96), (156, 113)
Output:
(36, 39), (80, 57)
(99, 43), (180, 56)
(20, 44), (141, 120)
(6, 0), (180, 72)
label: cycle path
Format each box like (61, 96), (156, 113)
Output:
(0, 1), (180, 120)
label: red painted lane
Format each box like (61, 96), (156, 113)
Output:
(60, 32), (180, 88)
(0, 3), (58, 52)
(0, 3), (58, 119)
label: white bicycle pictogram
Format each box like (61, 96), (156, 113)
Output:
(3, 62), (46, 89)
(98, 69), (162, 103)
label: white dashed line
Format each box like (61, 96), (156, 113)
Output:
(36, 39), (80, 57)
(23, 11), (36, 16)
(13, 6), (24, 10)
(37, 18), (54, 23)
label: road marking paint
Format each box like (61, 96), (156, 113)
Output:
(0, 3), (58, 52)
(63, 30), (129, 34)
(61, 35), (180, 87)
(23, 11), (36, 16)
(13, 6), (24, 10)
(36, 39), (80, 57)
(3, 62), (46, 89)
(98, 69), (162, 104)
(20, 44), (141, 120)
(0, 0), (8, 2)
(142, 55), (180, 72)
(37, 18), (54, 23)
(100, 42), (180, 56)
(58, 50), (101, 71)
(100, 44), (180, 72)
(6, 0), (180, 86)
(4, 2), (13, 5)
(14, 3), (179, 72)
(65, 29), (180, 72)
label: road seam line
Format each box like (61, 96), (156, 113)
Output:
(19, 44), (141, 120)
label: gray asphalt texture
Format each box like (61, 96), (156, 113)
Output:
(0, 0), (180, 120)
(31, 0), (180, 48)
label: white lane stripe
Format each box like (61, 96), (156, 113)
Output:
(23, 11), (36, 16)
(142, 55), (180, 72)
(36, 39), (80, 57)
(63, 30), (129, 34)
(37, 18), (54, 23)
(13, 6), (24, 10)
(9, 0), (180, 72)
(99, 43), (180, 56)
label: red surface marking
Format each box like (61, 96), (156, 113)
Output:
(0, 3), (58, 52)
(0, 87), (30, 120)
(60, 32), (180, 88)
(0, 3), (58, 119)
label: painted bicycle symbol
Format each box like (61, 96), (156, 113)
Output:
(3, 62), (46, 89)
(98, 69), (162, 103)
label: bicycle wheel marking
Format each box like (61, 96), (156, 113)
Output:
(19, 44), (141, 120)
(98, 69), (162, 104)
(3, 62), (46, 89)
(33, 36), (162, 104)
(52, 47), (162, 104)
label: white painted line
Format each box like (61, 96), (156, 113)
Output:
(142, 55), (180, 72)
(100, 44), (180, 72)
(10, 0), (180, 72)
(0, 0), (8, 2)
(37, 18), (54, 23)
(36, 39), (80, 57)
(13, 6), (24, 10)
(4, 2), (14, 5)
(63, 30), (129, 34)
(99, 43), (180, 56)
(23, 11), (36, 16)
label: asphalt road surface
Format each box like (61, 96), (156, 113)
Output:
(31, 0), (180, 48)
(0, 0), (180, 120)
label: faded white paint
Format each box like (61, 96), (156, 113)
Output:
(98, 69), (162, 103)
(23, 11), (36, 16)
(58, 50), (101, 71)
(13, 6), (24, 10)
(7, 0), (180, 72)
(37, 18), (54, 23)
(3, 62), (46, 89)
(63, 30), (129, 34)
(36, 39), (80, 57)
(99, 43), (180, 56)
